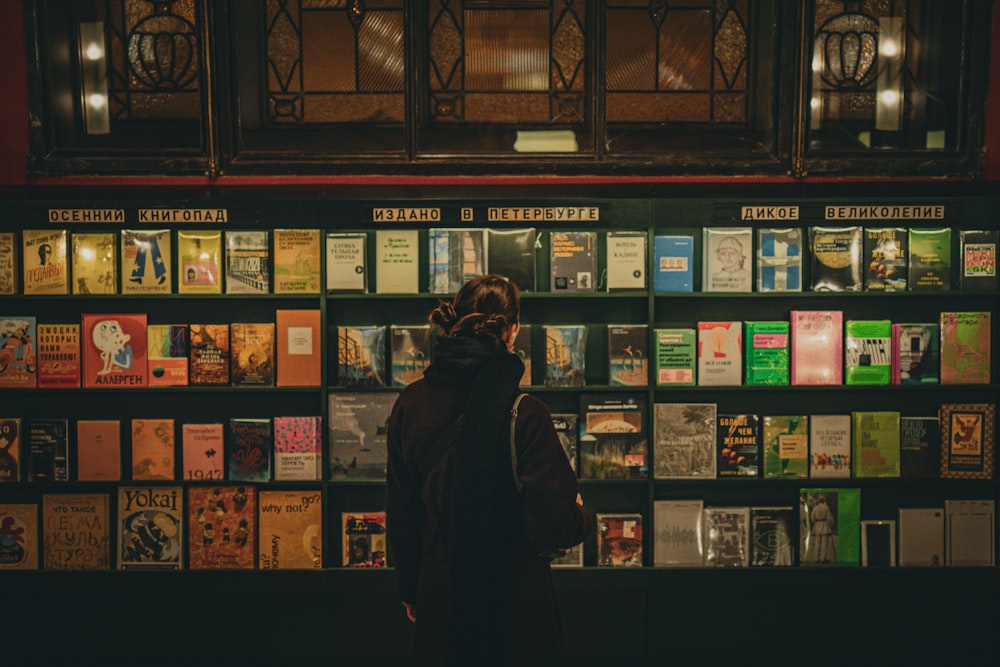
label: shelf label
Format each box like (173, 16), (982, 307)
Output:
(741, 206), (799, 221)
(138, 209), (229, 223)
(372, 208), (442, 222)
(487, 207), (600, 222)
(48, 208), (125, 223)
(824, 205), (945, 220)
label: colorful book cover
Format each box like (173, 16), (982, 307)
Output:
(71, 231), (117, 294)
(851, 410), (901, 478)
(579, 393), (647, 480)
(0, 503), (38, 570)
(652, 402), (717, 479)
(891, 323), (939, 384)
(799, 488), (861, 567)
(790, 310), (843, 385)
(390, 324), (431, 387)
(958, 229), (998, 290)
(177, 229), (223, 294)
(428, 228), (486, 294)
(844, 319), (892, 385)
(696, 320), (742, 386)
(273, 415), (322, 482)
(544, 324), (587, 387)
(607, 324), (648, 386)
(551, 413), (579, 474)
(0, 418), (21, 484)
(549, 230), (596, 292)
(605, 231), (647, 291)
(337, 325), (386, 387)
(181, 423), (225, 481)
(276, 309), (322, 387)
(36, 323), (80, 388)
(652, 499), (704, 567)
(258, 490), (323, 569)
(76, 419), (121, 481)
(702, 227), (752, 292)
(326, 232), (367, 294)
(146, 324), (189, 387)
(513, 323), (532, 386)
(42, 493), (111, 570)
(0, 232), (17, 295)
(342, 512), (387, 567)
(81, 313), (148, 389)
(808, 414), (851, 478)
(225, 230), (270, 294)
(487, 227), (537, 292)
(27, 418), (69, 482)
(230, 322), (276, 386)
(228, 418), (272, 482)
(654, 328), (696, 386)
(0, 316), (37, 388)
(328, 391), (398, 480)
(716, 413), (760, 477)
(743, 321), (790, 386)
(756, 227), (802, 292)
(703, 506), (750, 567)
(121, 229), (171, 294)
(189, 323), (230, 385)
(908, 227), (952, 291)
(273, 228), (321, 294)
(939, 403), (995, 480)
(596, 512), (643, 567)
(374, 230), (419, 294)
(808, 225), (863, 292)
(863, 227), (908, 291)
(900, 416), (939, 479)
(130, 418), (175, 481)
(749, 506), (796, 567)
(939, 311), (991, 384)
(762, 414), (808, 479)
(22, 229), (69, 295)
(117, 485), (183, 570)
(187, 485), (256, 570)
(652, 235), (694, 293)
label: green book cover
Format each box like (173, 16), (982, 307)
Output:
(939, 311), (991, 384)
(908, 228), (951, 291)
(654, 328), (696, 386)
(762, 415), (808, 478)
(851, 411), (901, 478)
(844, 319), (892, 385)
(800, 487), (861, 567)
(744, 321), (789, 385)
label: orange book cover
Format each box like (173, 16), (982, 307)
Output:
(42, 493), (111, 570)
(187, 485), (256, 570)
(0, 418), (22, 483)
(0, 317), (37, 388)
(189, 323), (230, 385)
(276, 309), (321, 387)
(181, 423), (225, 481)
(0, 503), (38, 570)
(130, 418), (175, 480)
(257, 490), (323, 570)
(76, 420), (121, 481)
(230, 322), (275, 386)
(81, 313), (148, 389)
(147, 324), (189, 387)
(37, 323), (81, 388)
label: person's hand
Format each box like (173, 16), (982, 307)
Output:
(402, 601), (417, 623)
(576, 493), (583, 506)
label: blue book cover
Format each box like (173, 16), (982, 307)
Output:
(653, 235), (694, 293)
(757, 228), (802, 292)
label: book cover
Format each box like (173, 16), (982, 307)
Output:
(808, 225), (863, 291)
(749, 506), (796, 567)
(189, 323), (230, 385)
(81, 313), (148, 389)
(0, 418), (21, 483)
(898, 507), (943, 566)
(228, 417), (272, 482)
(653, 328), (696, 386)
(696, 320), (742, 386)
(703, 506), (750, 567)
(22, 229), (69, 295)
(375, 230), (419, 294)
(0, 232), (17, 295)
(487, 227), (537, 292)
(652, 499), (704, 567)
(338, 325), (386, 387)
(71, 231), (117, 294)
(428, 228), (486, 294)
(181, 422), (225, 481)
(652, 235), (694, 293)
(900, 416), (939, 479)
(130, 417), (175, 481)
(258, 490), (323, 569)
(939, 311), (991, 384)
(27, 418), (69, 482)
(146, 324), (189, 387)
(36, 323), (80, 388)
(342, 511), (388, 567)
(652, 402), (717, 479)
(551, 413), (579, 474)
(328, 391), (398, 480)
(326, 232), (367, 293)
(945, 499), (995, 566)
(549, 231), (596, 292)
(596, 512), (643, 567)
(544, 324), (587, 387)
(42, 493), (110, 570)
(230, 322), (276, 386)
(177, 230), (222, 294)
(273, 415), (322, 482)
(908, 227), (952, 290)
(808, 414), (851, 478)
(549, 543), (584, 568)
(273, 228), (321, 294)
(851, 410), (901, 478)
(607, 324), (648, 386)
(0, 503), (37, 570)
(578, 394), (647, 480)
(605, 230), (647, 291)
(121, 229), (171, 294)
(513, 323), (532, 386)
(756, 227), (802, 292)
(863, 227), (908, 291)
(117, 485), (183, 570)
(762, 414), (808, 479)
(225, 230), (270, 294)
(939, 403), (995, 479)
(958, 229), (998, 290)
(702, 227), (752, 292)
(743, 320), (790, 386)
(0, 316), (37, 388)
(390, 324), (431, 387)
(276, 309), (321, 387)
(716, 413), (760, 477)
(891, 323), (939, 384)
(844, 319), (892, 385)
(861, 520), (896, 567)
(76, 419), (121, 481)
(790, 310), (844, 385)
(799, 488), (861, 567)
(187, 485), (256, 570)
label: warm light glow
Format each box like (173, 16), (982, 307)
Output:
(880, 90), (899, 107)
(85, 43), (104, 61)
(880, 40), (899, 57)
(79, 248), (96, 261)
(78, 22), (110, 134)
(88, 93), (107, 109)
(811, 97), (821, 110)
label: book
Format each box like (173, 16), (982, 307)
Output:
(390, 324), (431, 387)
(130, 418), (175, 481)
(944, 499), (995, 566)
(716, 413), (760, 477)
(258, 490), (323, 569)
(181, 423), (225, 481)
(808, 414), (851, 478)
(36, 323), (80, 388)
(790, 310), (843, 385)
(808, 225), (863, 291)
(81, 313), (148, 389)
(187, 485), (256, 570)
(756, 227), (802, 292)
(908, 227), (952, 290)
(0, 232), (17, 295)
(337, 325), (386, 387)
(938, 403), (995, 480)
(861, 520), (896, 566)
(891, 323), (939, 384)
(146, 324), (189, 387)
(702, 227), (752, 292)
(117, 485), (183, 570)
(851, 410), (901, 478)
(549, 543), (584, 568)
(71, 231), (117, 294)
(897, 507), (944, 566)
(743, 321), (790, 386)
(696, 320), (742, 386)
(22, 229), (69, 295)
(702, 506), (750, 567)
(652, 234), (694, 292)
(0, 418), (21, 483)
(899, 416), (939, 479)
(544, 324), (587, 387)
(487, 227), (537, 292)
(939, 311), (991, 384)
(863, 227), (908, 291)
(749, 506), (796, 567)
(326, 232), (367, 293)
(0, 316), (37, 388)
(607, 324), (648, 386)
(342, 511), (388, 567)
(76, 420), (121, 481)
(189, 323), (230, 385)
(42, 493), (110, 570)
(27, 418), (69, 482)
(177, 229), (222, 294)
(375, 230), (419, 294)
(958, 229), (998, 290)
(605, 230), (647, 291)
(225, 230), (270, 294)
(762, 414), (808, 479)
(0, 503), (38, 569)
(652, 499), (704, 567)
(512, 323), (532, 386)
(228, 417), (272, 482)
(578, 394), (648, 480)
(596, 512), (643, 567)
(653, 328), (696, 386)
(844, 319), (892, 385)
(273, 415), (322, 482)
(551, 413), (579, 474)
(652, 402), (717, 479)
(799, 488), (861, 567)
(328, 391), (398, 480)
(273, 228), (321, 294)
(276, 309), (321, 387)
(121, 228), (171, 294)
(230, 322), (276, 386)
(428, 228), (486, 294)
(549, 230), (596, 292)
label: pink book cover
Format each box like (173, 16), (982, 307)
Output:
(696, 321), (742, 386)
(181, 423), (225, 481)
(790, 310), (844, 385)
(187, 485), (257, 570)
(273, 416), (322, 481)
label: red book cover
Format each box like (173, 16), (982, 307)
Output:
(188, 485), (256, 570)
(273, 415), (322, 481)
(189, 324), (230, 385)
(36, 324), (80, 388)
(182, 423), (225, 481)
(76, 420), (121, 481)
(81, 313), (148, 389)
(790, 310), (844, 385)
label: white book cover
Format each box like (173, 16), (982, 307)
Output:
(945, 499), (995, 566)
(897, 507), (944, 566)
(653, 499), (704, 567)
(606, 231), (647, 290)
(375, 230), (419, 294)
(697, 321), (742, 386)
(326, 232), (367, 293)
(703, 227), (752, 292)
(809, 414), (852, 478)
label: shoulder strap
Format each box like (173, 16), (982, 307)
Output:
(415, 414), (464, 480)
(509, 393), (529, 495)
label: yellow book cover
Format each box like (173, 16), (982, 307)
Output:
(42, 493), (111, 570)
(0, 232), (17, 295)
(273, 229), (320, 294)
(37, 323), (81, 388)
(131, 418), (176, 480)
(121, 229), (172, 294)
(71, 232), (117, 295)
(22, 229), (68, 295)
(257, 490), (323, 570)
(0, 503), (39, 569)
(178, 230), (223, 294)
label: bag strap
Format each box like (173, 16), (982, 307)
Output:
(509, 393), (528, 495)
